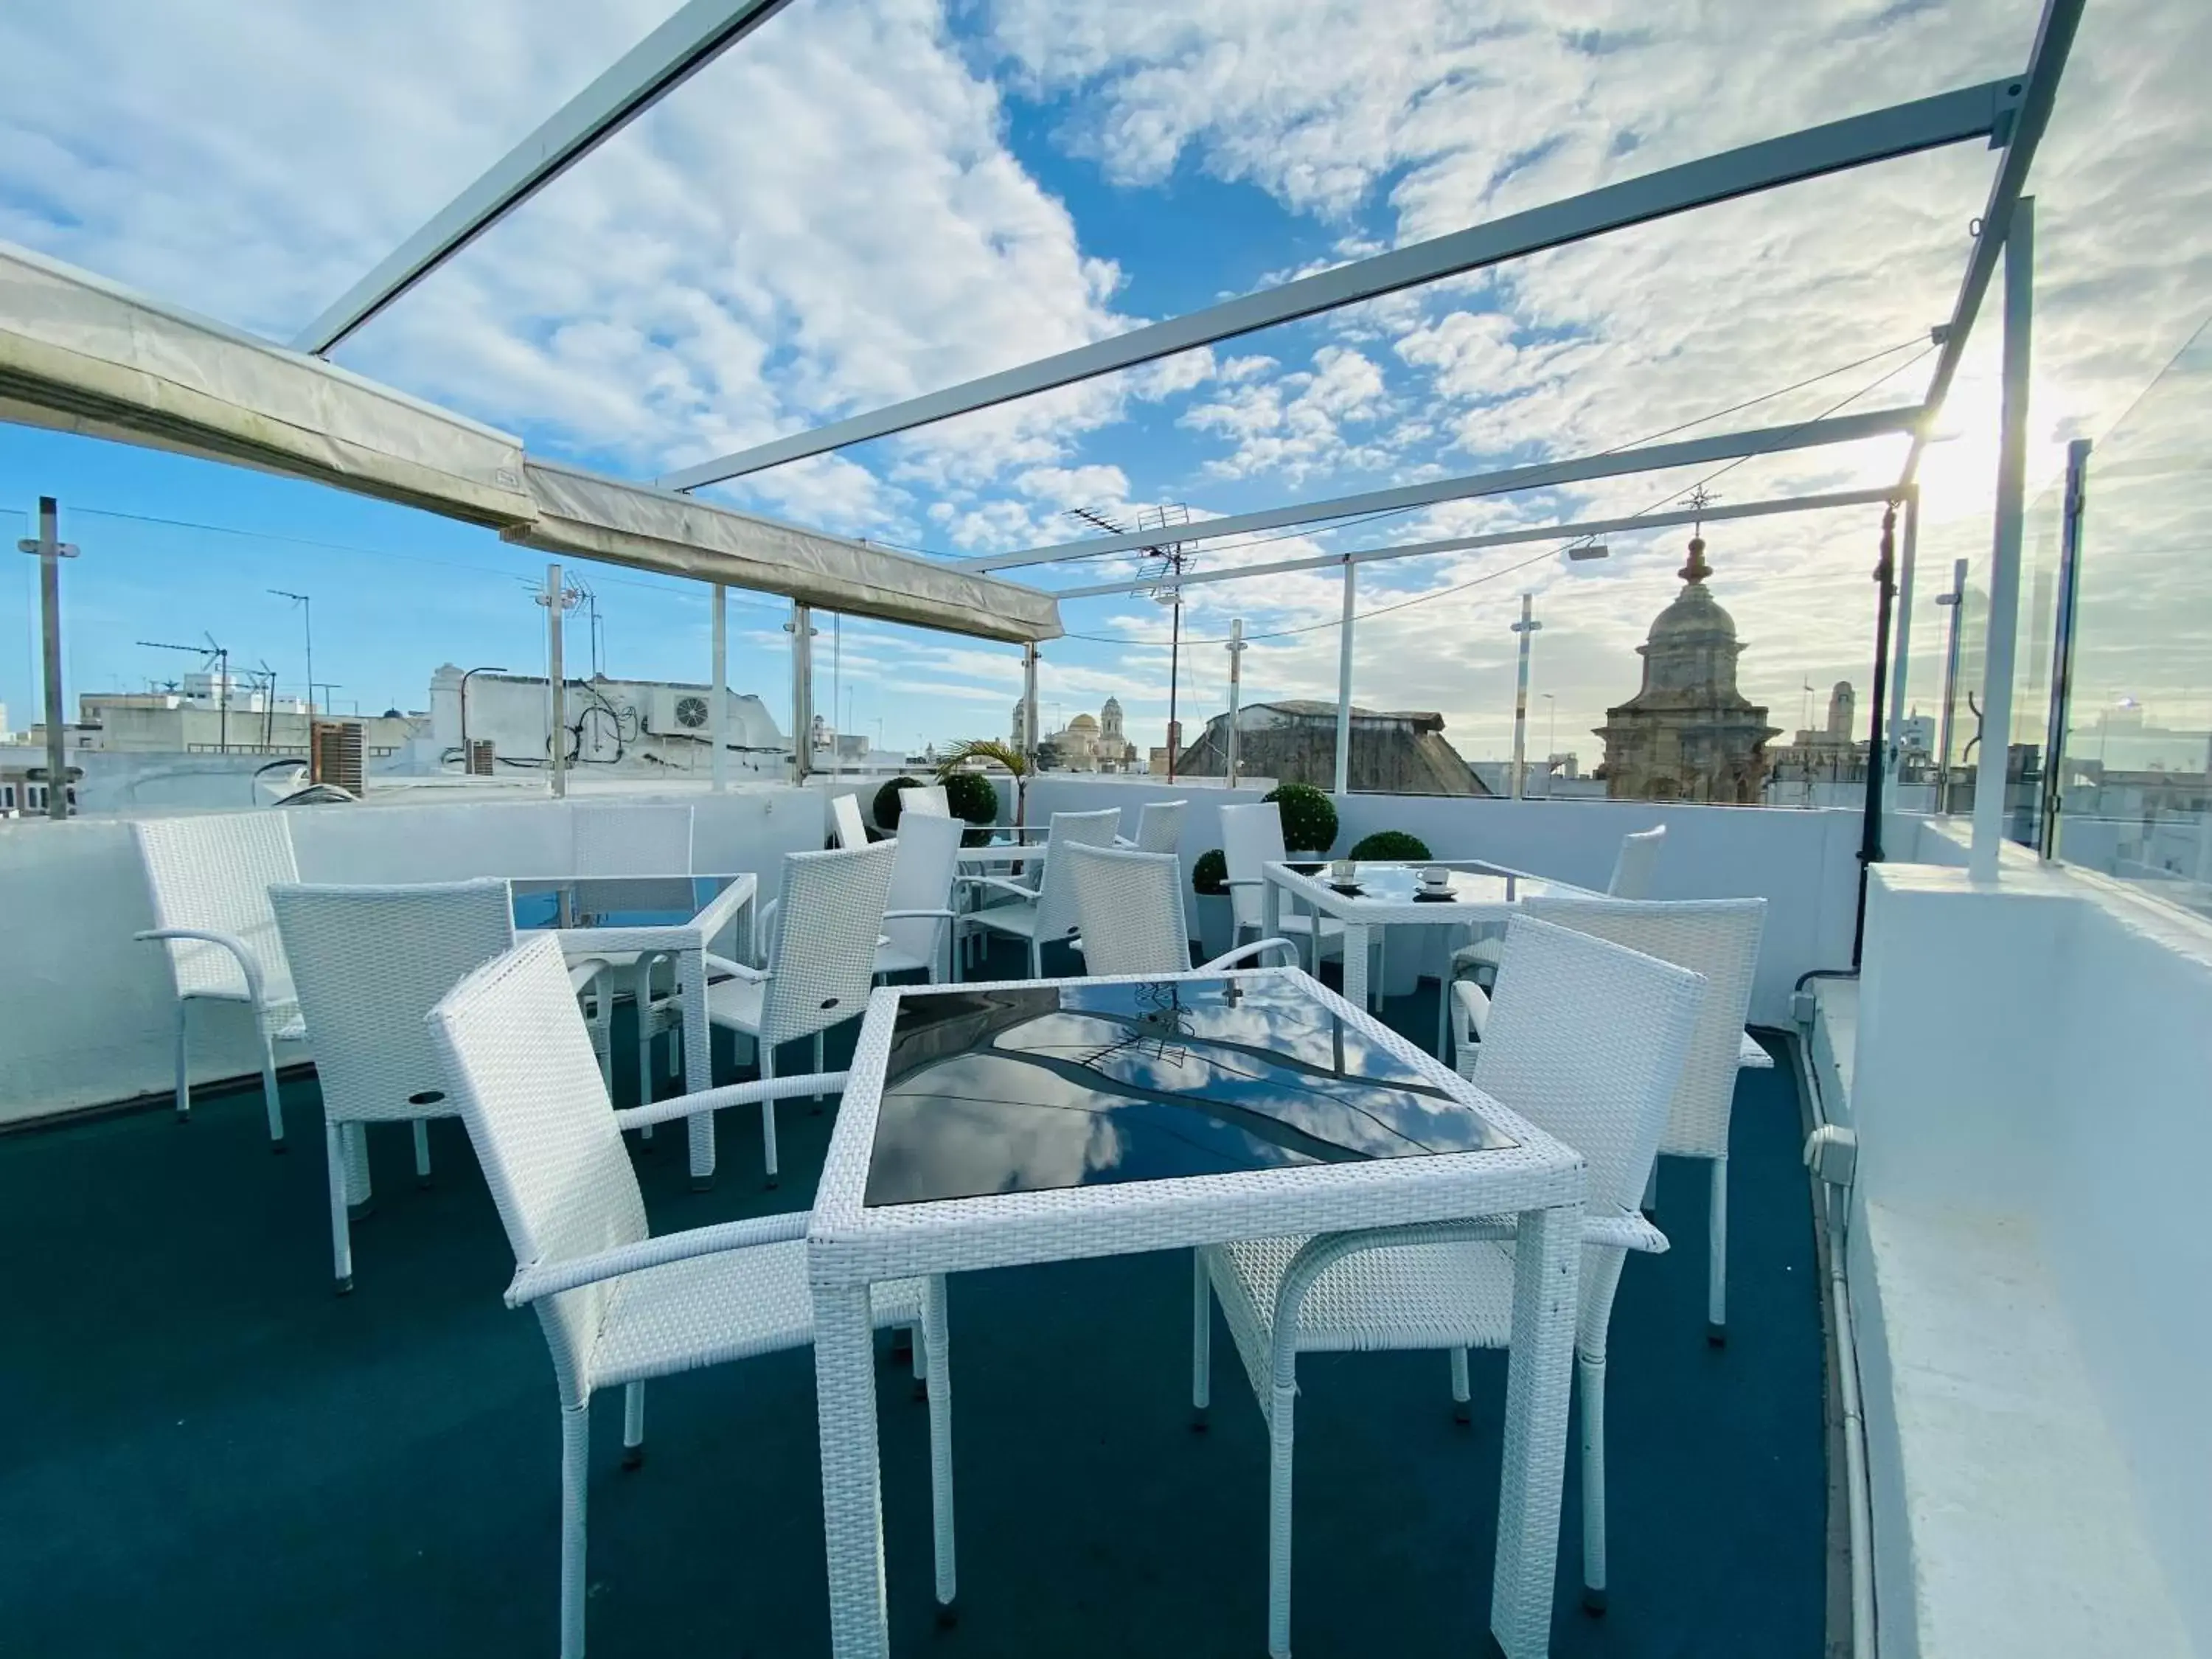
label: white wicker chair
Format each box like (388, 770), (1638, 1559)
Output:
(1452, 894), (1764, 1343)
(1449, 824), (1668, 1004)
(1220, 801), (1346, 972)
(706, 840), (897, 1186)
(830, 792), (869, 850)
(1063, 842), (1296, 977)
(1194, 914), (1703, 1652)
(876, 809), (964, 984)
(571, 804), (696, 1113)
(271, 878), (608, 1292)
(1115, 799), (1187, 853)
(899, 784), (951, 819)
(957, 807), (1120, 978)
(132, 812), (306, 1147)
(426, 933), (952, 1659)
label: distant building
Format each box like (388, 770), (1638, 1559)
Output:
(1596, 534), (1778, 803)
(64, 672), (420, 758)
(1032, 698), (1138, 772)
(1175, 700), (1491, 796)
(425, 664), (785, 778)
(1768, 681), (1869, 788)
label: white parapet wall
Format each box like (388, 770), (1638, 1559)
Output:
(1848, 858), (2211, 1658)
(0, 787), (827, 1126)
(1024, 776), (1861, 1026)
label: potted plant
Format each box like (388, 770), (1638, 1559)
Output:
(1192, 849), (1233, 961)
(933, 739), (1029, 833)
(1346, 830), (1432, 862)
(872, 775), (920, 833)
(939, 768), (1002, 846)
(1264, 780), (1338, 860)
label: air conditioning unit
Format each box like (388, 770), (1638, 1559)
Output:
(310, 720), (366, 796)
(467, 739), (495, 776)
(651, 686), (717, 737)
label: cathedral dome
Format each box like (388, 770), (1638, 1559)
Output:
(1642, 535), (1738, 644)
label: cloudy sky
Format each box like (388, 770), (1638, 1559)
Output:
(1, 0), (2207, 767)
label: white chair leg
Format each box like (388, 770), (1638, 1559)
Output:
(1190, 1251), (1212, 1429)
(257, 1026), (285, 1150)
(1579, 1351), (1608, 1614)
(1028, 937), (1041, 978)
(342, 1121), (373, 1211)
(622, 1382), (645, 1470)
(759, 1045), (780, 1189)
(812, 1031), (826, 1110)
(910, 1324), (929, 1396)
(634, 958), (656, 1110)
(1450, 1347), (1472, 1425)
(1708, 1155), (1728, 1344)
(922, 1273), (958, 1622)
(324, 1118), (354, 1295)
(1266, 1371), (1298, 1659)
(173, 1001), (191, 1122)
(559, 1402), (590, 1659)
(412, 1119), (433, 1186)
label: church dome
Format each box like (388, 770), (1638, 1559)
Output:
(1102, 696), (1122, 713)
(1643, 535), (1739, 644)
(1068, 713), (1099, 730)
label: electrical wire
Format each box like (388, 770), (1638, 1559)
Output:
(1058, 339), (1937, 649)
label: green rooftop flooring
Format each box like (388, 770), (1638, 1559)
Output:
(0, 945), (1826, 1657)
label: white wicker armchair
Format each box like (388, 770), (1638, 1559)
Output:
(1453, 894), (1764, 1344)
(829, 792), (869, 850)
(1220, 801), (1346, 973)
(1063, 841), (1296, 977)
(271, 877), (609, 1292)
(426, 934), (952, 1659)
(875, 809), (964, 984)
(131, 812), (307, 1147)
(1114, 798), (1187, 853)
(957, 807), (1120, 978)
(1448, 824), (1667, 1009)
(706, 840), (897, 1186)
(1193, 914), (1703, 1652)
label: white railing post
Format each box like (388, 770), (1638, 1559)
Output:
(1885, 490), (1920, 782)
(1969, 195), (2034, 883)
(1334, 562), (1354, 796)
(542, 563), (568, 799)
(787, 601), (814, 786)
(709, 582), (728, 793)
(1510, 592), (1541, 801)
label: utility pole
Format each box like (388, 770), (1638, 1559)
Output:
(1509, 593), (1541, 801)
(269, 588), (313, 726)
(1224, 619), (1246, 788)
(16, 497), (77, 819)
(535, 564), (581, 796)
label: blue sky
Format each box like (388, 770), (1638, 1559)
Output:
(4, 0), (2209, 759)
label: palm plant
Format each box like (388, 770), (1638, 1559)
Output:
(935, 738), (1032, 829)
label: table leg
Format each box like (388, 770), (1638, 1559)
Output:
(1489, 1200), (1582, 1659)
(681, 945), (715, 1186)
(1262, 877), (1281, 948)
(814, 1283), (889, 1659)
(1341, 922), (1371, 1009)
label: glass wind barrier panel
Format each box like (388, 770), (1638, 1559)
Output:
(2048, 324), (2212, 917)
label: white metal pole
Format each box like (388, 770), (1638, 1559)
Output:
(545, 563), (568, 799)
(1225, 619), (1246, 787)
(1334, 562), (1354, 796)
(1021, 643), (1039, 773)
(1509, 592), (1540, 801)
(709, 582), (728, 793)
(788, 602), (814, 786)
(1935, 558), (1968, 811)
(1885, 492), (1919, 781)
(1969, 196), (2034, 883)
(15, 496), (77, 819)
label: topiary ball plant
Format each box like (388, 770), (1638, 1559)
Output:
(1347, 830), (1433, 863)
(1192, 848), (1229, 895)
(872, 775), (919, 832)
(941, 769), (1001, 844)
(1264, 780), (1338, 855)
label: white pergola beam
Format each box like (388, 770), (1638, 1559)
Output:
(658, 79), (2017, 493)
(1049, 487), (1903, 600)
(1899, 0), (2080, 488)
(972, 406), (1920, 574)
(293, 0), (796, 355)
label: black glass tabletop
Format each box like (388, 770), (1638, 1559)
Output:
(863, 975), (1514, 1208)
(512, 873), (744, 931)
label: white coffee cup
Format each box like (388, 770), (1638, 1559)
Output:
(1329, 858), (1357, 884)
(1419, 864), (1450, 888)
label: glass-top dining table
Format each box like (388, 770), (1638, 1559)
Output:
(804, 966), (1585, 1659)
(1261, 858), (1600, 1010)
(511, 872), (757, 1184)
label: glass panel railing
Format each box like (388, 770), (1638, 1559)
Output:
(2048, 323), (2212, 916)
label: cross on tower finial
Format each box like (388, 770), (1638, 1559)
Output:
(1680, 485), (1720, 585)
